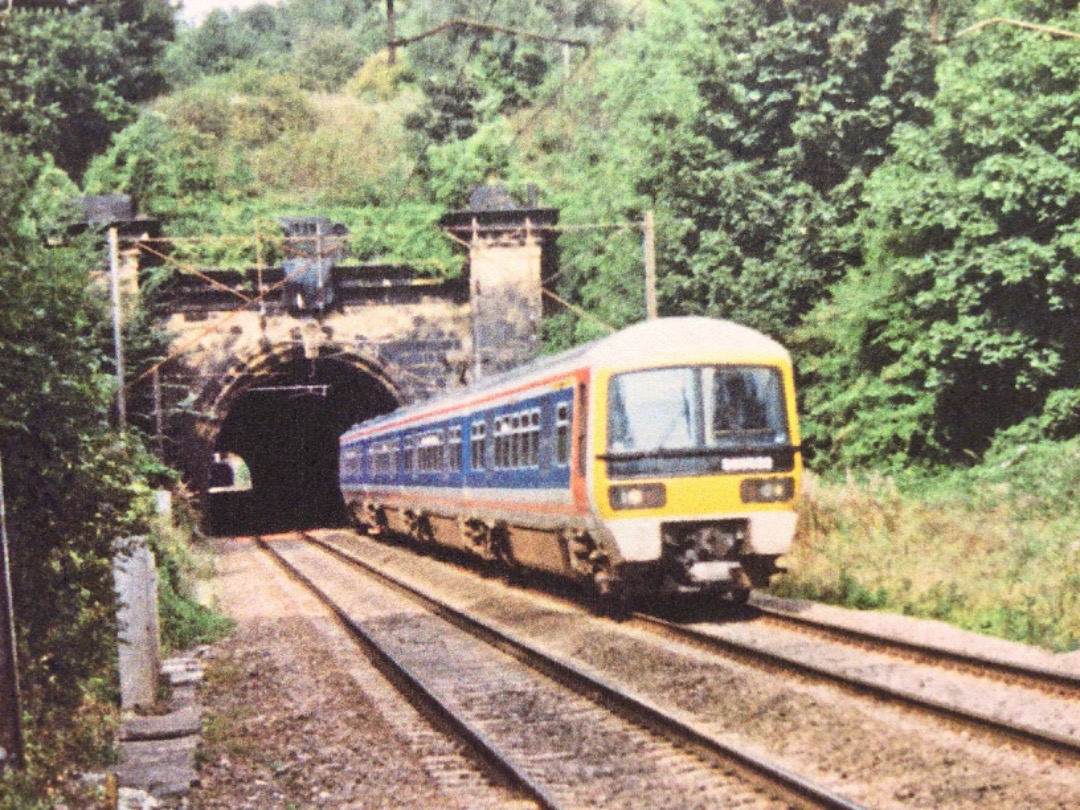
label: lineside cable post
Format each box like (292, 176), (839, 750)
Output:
(643, 211), (658, 320)
(0, 452), (23, 771)
(108, 227), (127, 430)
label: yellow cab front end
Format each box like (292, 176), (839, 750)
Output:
(589, 347), (802, 597)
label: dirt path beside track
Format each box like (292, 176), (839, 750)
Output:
(184, 537), (521, 809)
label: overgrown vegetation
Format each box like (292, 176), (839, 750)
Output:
(1, 0), (1078, 800)
(0, 5), (224, 800)
(150, 499), (236, 655)
(780, 437), (1080, 651)
(0, 132), (210, 805)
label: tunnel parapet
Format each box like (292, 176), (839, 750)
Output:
(440, 186), (559, 378)
(116, 191), (559, 532)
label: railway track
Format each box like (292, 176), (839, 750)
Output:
(259, 532), (867, 810)
(326, 525), (1080, 762)
(631, 605), (1080, 761)
(751, 597), (1080, 694)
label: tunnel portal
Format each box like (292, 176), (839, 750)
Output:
(207, 354), (399, 535)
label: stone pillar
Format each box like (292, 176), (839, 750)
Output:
(114, 538), (161, 711)
(440, 191), (559, 378)
(469, 230), (544, 375)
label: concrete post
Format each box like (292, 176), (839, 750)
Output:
(154, 490), (172, 520)
(439, 199), (560, 378)
(114, 538), (161, 711)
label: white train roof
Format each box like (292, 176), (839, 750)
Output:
(345, 317), (789, 436)
(582, 316), (787, 366)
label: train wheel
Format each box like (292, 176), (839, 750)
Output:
(590, 570), (631, 620)
(724, 588), (751, 606)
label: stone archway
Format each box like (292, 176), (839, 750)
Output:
(191, 343), (402, 534)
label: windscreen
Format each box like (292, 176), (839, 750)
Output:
(606, 365), (791, 476)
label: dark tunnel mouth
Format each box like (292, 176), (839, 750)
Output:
(206, 356), (398, 536)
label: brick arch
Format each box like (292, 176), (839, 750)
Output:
(197, 339), (409, 425)
(176, 340), (407, 507)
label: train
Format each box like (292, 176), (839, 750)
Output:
(339, 316), (802, 609)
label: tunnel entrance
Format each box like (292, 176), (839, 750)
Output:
(208, 355), (398, 535)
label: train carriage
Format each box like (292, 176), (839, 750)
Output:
(339, 316), (802, 608)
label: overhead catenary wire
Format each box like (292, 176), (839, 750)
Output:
(128, 249), (339, 389)
(112, 0), (654, 392)
(933, 15), (1080, 44)
(137, 240), (255, 305)
(541, 288), (616, 335)
(389, 18), (588, 50)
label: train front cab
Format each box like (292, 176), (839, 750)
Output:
(589, 351), (801, 602)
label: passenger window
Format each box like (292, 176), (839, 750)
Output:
(555, 402), (571, 466)
(528, 410), (541, 467)
(448, 426), (462, 472)
(470, 421), (486, 470)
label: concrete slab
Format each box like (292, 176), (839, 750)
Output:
(168, 683), (198, 710)
(118, 787), (161, 809)
(120, 705), (201, 741)
(116, 735), (199, 796)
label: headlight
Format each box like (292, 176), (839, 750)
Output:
(740, 477), (795, 503)
(609, 483), (667, 510)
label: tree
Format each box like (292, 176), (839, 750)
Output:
(637, 0), (937, 335)
(402, 0), (620, 149)
(83, 112), (222, 221)
(0, 10), (133, 177)
(0, 135), (155, 720)
(0, 2), (176, 178)
(93, 0), (177, 101)
(528, 0), (937, 345)
(798, 0), (1080, 468)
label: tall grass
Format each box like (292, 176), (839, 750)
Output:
(772, 439), (1080, 652)
(149, 495), (235, 654)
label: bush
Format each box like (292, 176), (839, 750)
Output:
(149, 505), (234, 654)
(775, 446), (1080, 652)
(346, 50), (415, 102)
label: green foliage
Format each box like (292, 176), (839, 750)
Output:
(0, 2), (175, 178)
(0, 137), (156, 719)
(425, 121), (520, 207)
(777, 439), (1080, 652)
(157, 69), (316, 148)
(250, 91), (416, 205)
(400, 0), (622, 149)
(93, 0), (177, 102)
(83, 111), (222, 220)
(158, 577), (234, 653)
(800, 1), (1080, 468)
(85, 65), (459, 271)
(346, 50), (416, 101)
(0, 682), (118, 808)
(162, 0), (385, 88)
(635, 0), (936, 334)
(0, 9), (133, 178)
(163, 5), (291, 84)
(0, 136), (220, 808)
(148, 511), (234, 654)
(524, 1), (935, 345)
(290, 26), (373, 92)
(338, 203), (461, 274)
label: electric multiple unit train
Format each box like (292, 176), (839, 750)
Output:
(339, 317), (802, 607)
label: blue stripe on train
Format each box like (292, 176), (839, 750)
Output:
(341, 388), (575, 491)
